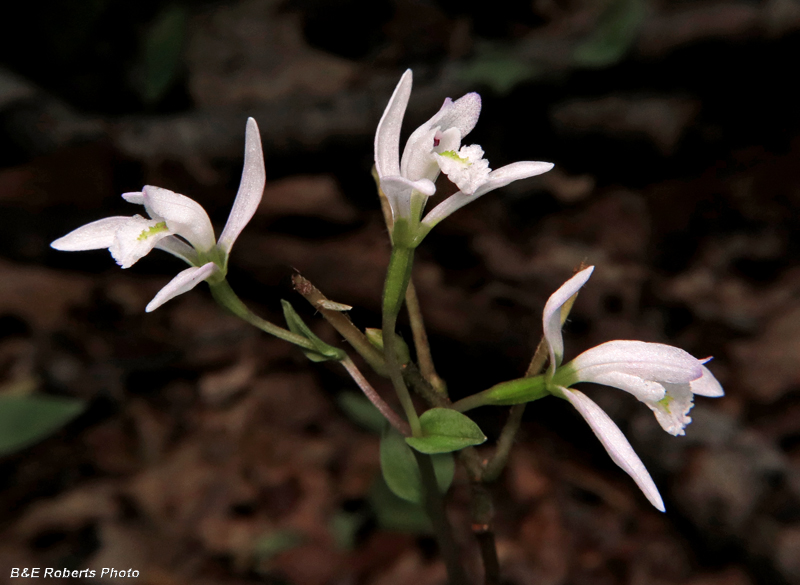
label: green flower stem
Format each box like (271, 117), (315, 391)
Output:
(209, 279), (318, 351)
(405, 281), (447, 395)
(452, 374), (549, 413)
(383, 246), (415, 318)
(413, 450), (469, 585)
(481, 337), (549, 483)
(340, 357), (410, 436)
(292, 274), (388, 376)
(483, 275), (585, 482)
(382, 246), (422, 437)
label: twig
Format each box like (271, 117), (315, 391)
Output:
(341, 357), (411, 436)
(405, 281), (447, 394)
(414, 450), (470, 585)
(470, 482), (499, 585)
(292, 273), (387, 376)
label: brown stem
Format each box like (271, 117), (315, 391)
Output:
(525, 336), (549, 378)
(340, 357), (410, 436)
(405, 281), (447, 394)
(482, 404), (525, 483)
(414, 450), (470, 585)
(292, 273), (387, 376)
(470, 482), (500, 585)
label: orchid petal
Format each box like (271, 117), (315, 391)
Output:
(543, 267), (594, 372)
(562, 387), (665, 511)
(108, 216), (173, 269)
(380, 176), (436, 221)
(570, 340), (703, 380)
(375, 70), (412, 178)
(401, 125), (442, 182)
(427, 93), (482, 140)
(400, 92), (481, 181)
(217, 118), (266, 256)
(50, 217), (132, 251)
(435, 144), (491, 194)
(421, 160), (554, 228)
(579, 370), (666, 402)
(145, 262), (219, 312)
(474, 161), (555, 197)
(122, 191), (144, 205)
(648, 383), (694, 436)
(436, 127), (462, 153)
(155, 235), (199, 265)
(142, 186), (216, 252)
(690, 365), (724, 397)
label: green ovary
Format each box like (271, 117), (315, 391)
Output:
(138, 222), (168, 241)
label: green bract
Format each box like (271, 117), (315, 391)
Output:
(281, 300), (345, 362)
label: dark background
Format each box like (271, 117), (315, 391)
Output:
(1, 0), (800, 583)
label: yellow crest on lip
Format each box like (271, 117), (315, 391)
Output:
(137, 221), (168, 241)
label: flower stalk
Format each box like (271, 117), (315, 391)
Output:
(381, 246), (422, 437)
(208, 279), (318, 351)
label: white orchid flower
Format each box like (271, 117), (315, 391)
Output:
(540, 266), (724, 511)
(374, 69), (554, 243)
(51, 118), (266, 313)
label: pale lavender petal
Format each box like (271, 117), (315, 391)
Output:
(430, 93), (482, 139)
(51, 217), (131, 251)
(571, 341), (703, 384)
(155, 235), (199, 265)
(562, 387), (665, 512)
(421, 160), (554, 228)
(690, 364), (724, 397)
(218, 117), (266, 255)
(542, 267), (594, 372)
(145, 262), (219, 312)
(375, 70), (412, 178)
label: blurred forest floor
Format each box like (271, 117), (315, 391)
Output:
(2, 0), (800, 584)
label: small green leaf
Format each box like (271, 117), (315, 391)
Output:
(337, 392), (385, 434)
(405, 408), (486, 454)
(380, 426), (454, 504)
(252, 529), (304, 562)
(573, 0), (646, 68)
(458, 45), (540, 95)
(369, 476), (431, 533)
(0, 395), (84, 456)
(281, 300), (345, 362)
(135, 4), (188, 104)
(329, 510), (366, 550)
